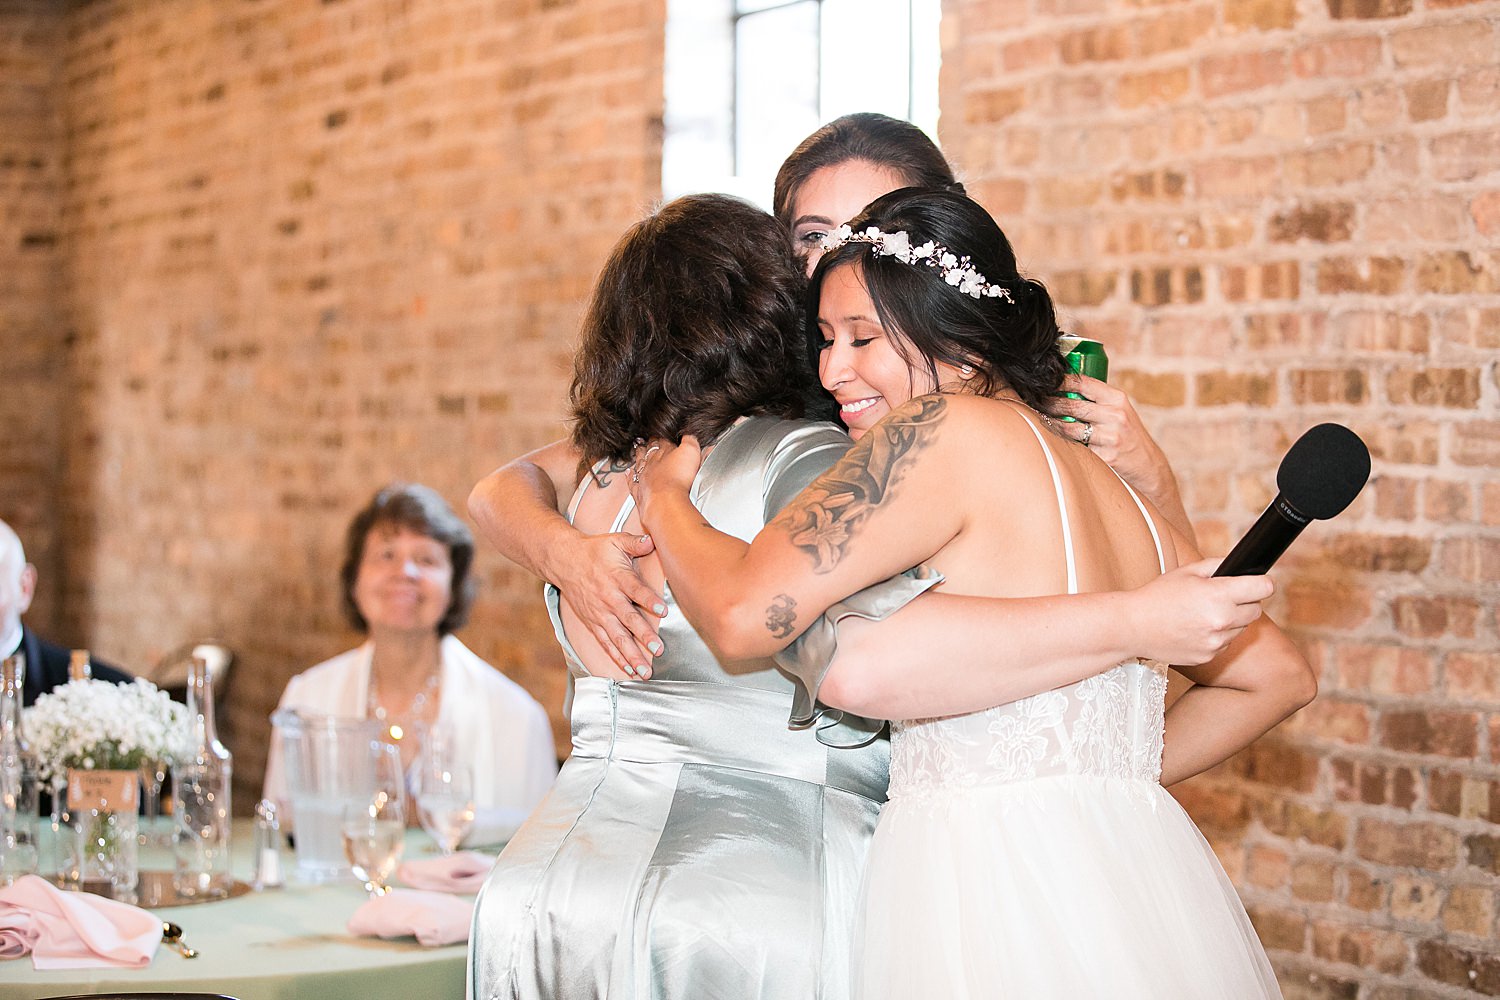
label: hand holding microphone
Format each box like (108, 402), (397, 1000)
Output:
(1129, 423), (1370, 669)
(1129, 559), (1275, 666)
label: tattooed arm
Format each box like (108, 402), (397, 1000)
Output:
(469, 438), (665, 673)
(636, 395), (974, 660)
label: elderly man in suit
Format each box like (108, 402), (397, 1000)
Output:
(0, 517), (130, 705)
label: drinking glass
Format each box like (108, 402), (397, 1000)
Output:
(341, 791), (404, 897)
(415, 762), (475, 856)
(0, 755), (39, 884)
(340, 746), (405, 897)
(137, 757), (170, 848)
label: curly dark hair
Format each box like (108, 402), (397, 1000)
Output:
(807, 187), (1068, 414)
(340, 483), (476, 636)
(773, 113), (961, 236)
(568, 194), (829, 466)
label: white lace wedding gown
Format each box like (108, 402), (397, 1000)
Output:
(851, 416), (1283, 999)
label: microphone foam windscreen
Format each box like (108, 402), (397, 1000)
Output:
(1277, 423), (1371, 520)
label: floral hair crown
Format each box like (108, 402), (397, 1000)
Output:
(820, 224), (1014, 302)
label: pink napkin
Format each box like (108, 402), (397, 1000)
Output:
(396, 851), (495, 894)
(0, 874), (160, 970)
(347, 889), (474, 947)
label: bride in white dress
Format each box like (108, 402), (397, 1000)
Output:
(633, 188), (1316, 998)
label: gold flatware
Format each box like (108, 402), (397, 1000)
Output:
(161, 921), (199, 958)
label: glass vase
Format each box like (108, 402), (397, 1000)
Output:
(65, 768), (139, 902)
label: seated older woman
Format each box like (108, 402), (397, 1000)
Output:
(264, 483), (558, 841)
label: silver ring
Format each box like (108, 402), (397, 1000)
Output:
(1080, 422), (1094, 447)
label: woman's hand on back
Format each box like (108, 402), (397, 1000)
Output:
(553, 530), (666, 678)
(1124, 558), (1274, 667)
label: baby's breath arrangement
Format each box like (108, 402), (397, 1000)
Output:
(24, 678), (187, 784)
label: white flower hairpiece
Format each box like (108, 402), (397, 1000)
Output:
(820, 225), (1015, 302)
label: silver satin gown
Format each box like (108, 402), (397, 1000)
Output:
(469, 416), (904, 1000)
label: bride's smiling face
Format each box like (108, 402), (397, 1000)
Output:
(815, 262), (964, 440)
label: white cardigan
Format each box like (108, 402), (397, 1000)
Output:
(263, 635), (558, 843)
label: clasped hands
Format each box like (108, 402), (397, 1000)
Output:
(628, 435), (702, 516)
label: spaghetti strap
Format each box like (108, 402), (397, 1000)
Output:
(611, 495), (637, 533)
(1007, 403), (1166, 587)
(564, 466), (598, 523)
(1012, 411), (1078, 595)
(566, 461), (638, 533)
(1107, 469), (1167, 574)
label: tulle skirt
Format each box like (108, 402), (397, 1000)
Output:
(853, 774), (1282, 1000)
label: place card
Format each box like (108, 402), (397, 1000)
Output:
(67, 768), (139, 811)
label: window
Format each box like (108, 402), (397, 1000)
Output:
(663, 0), (941, 207)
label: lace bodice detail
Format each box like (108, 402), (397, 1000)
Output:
(888, 660), (1169, 797)
(889, 404), (1171, 798)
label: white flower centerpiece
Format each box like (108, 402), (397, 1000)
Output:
(25, 678), (186, 898)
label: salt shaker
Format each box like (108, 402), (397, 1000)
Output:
(251, 798), (284, 890)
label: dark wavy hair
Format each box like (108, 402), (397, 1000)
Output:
(807, 188), (1068, 413)
(569, 194), (828, 466)
(340, 483), (476, 636)
(772, 113), (962, 235)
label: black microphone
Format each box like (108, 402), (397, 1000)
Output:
(1213, 423), (1371, 577)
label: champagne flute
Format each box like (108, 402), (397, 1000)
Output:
(341, 790), (405, 897)
(415, 762), (476, 856)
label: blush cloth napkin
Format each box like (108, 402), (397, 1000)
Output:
(395, 851), (495, 894)
(347, 889), (475, 947)
(0, 874), (160, 970)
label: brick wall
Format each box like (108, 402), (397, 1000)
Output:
(4, 0), (667, 808)
(5, 0), (1498, 992)
(0, 1), (67, 629)
(943, 1), (1500, 996)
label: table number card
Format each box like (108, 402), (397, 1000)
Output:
(67, 769), (139, 811)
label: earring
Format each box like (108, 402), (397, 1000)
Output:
(960, 364), (974, 377)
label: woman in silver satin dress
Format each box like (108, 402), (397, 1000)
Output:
(469, 194), (883, 1000)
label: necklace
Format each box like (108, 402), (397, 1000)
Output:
(367, 665), (442, 743)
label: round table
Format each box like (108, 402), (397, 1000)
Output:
(0, 822), (473, 1000)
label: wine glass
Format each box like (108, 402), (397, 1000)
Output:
(341, 743), (406, 896)
(341, 790), (405, 897)
(414, 762), (476, 856)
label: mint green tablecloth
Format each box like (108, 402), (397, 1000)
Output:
(0, 822), (471, 1000)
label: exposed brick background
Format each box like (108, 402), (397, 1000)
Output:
(0, 0), (666, 808)
(0, 2), (66, 628)
(942, 0), (1500, 995)
(2, 1), (1498, 995)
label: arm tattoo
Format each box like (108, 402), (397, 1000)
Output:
(765, 594), (797, 639)
(589, 457), (633, 489)
(773, 396), (947, 572)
